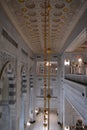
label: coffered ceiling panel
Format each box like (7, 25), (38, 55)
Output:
(0, 0), (87, 54)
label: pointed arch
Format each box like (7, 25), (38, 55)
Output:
(0, 61), (10, 80)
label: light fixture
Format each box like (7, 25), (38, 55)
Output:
(78, 58), (82, 63)
(27, 121), (31, 126)
(43, 0), (48, 129)
(65, 126), (70, 130)
(46, 62), (51, 66)
(43, 0), (51, 130)
(55, 68), (58, 70)
(64, 59), (70, 66)
(35, 109), (38, 114)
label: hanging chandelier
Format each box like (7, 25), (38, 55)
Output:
(43, 0), (51, 130)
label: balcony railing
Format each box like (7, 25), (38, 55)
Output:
(65, 74), (87, 85)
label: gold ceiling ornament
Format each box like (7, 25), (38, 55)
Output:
(60, 21), (65, 25)
(24, 15), (29, 19)
(32, 25), (38, 27)
(27, 12), (36, 16)
(33, 29), (39, 31)
(61, 15), (66, 19)
(21, 7), (27, 13)
(47, 48), (51, 54)
(57, 30), (61, 33)
(26, 21), (30, 25)
(63, 7), (69, 12)
(15, 10), (23, 16)
(53, 12), (62, 16)
(55, 2), (65, 9)
(18, 0), (25, 3)
(25, 1), (35, 9)
(52, 24), (59, 27)
(47, 4), (51, 12)
(53, 19), (60, 22)
(66, 0), (72, 3)
(51, 29), (57, 31)
(30, 19), (37, 22)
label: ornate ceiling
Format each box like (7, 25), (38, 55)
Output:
(0, 0), (87, 54)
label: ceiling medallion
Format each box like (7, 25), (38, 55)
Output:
(26, 21), (30, 25)
(60, 21), (65, 26)
(30, 19), (37, 22)
(18, 0), (25, 3)
(34, 33), (39, 35)
(33, 29), (39, 31)
(53, 19), (60, 22)
(24, 15), (29, 19)
(27, 12), (36, 16)
(63, 7), (68, 12)
(53, 12), (62, 16)
(15, 11), (23, 16)
(55, 3), (65, 9)
(61, 15), (66, 19)
(66, 0), (72, 3)
(25, 1), (35, 9)
(21, 7), (27, 13)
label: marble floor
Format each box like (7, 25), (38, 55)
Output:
(29, 112), (61, 130)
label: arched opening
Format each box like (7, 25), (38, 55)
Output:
(0, 61), (16, 130)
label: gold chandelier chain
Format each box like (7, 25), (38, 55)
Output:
(43, 0), (51, 130)
(44, 0), (47, 117)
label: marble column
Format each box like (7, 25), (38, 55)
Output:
(0, 80), (2, 119)
(0, 80), (2, 128)
(7, 68), (16, 130)
(57, 56), (63, 124)
(0, 78), (10, 130)
(16, 61), (21, 130)
(29, 86), (35, 123)
(19, 93), (26, 130)
(63, 86), (65, 129)
(9, 105), (16, 130)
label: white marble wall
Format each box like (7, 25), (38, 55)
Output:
(63, 79), (87, 127)
(0, 5), (34, 130)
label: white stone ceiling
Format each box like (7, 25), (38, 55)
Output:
(1, 0), (87, 54)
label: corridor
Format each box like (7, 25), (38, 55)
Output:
(0, 0), (87, 130)
(29, 112), (60, 130)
